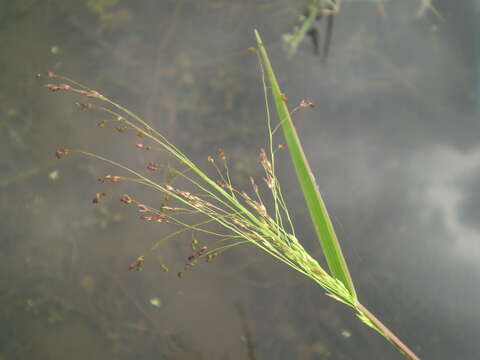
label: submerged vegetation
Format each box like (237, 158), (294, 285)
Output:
(283, 0), (444, 58)
(42, 31), (421, 360)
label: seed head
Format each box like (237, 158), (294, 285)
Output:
(101, 174), (120, 182)
(116, 126), (129, 133)
(155, 214), (169, 223)
(128, 256), (145, 271)
(137, 204), (148, 212)
(55, 148), (69, 159)
(44, 84), (61, 92)
(164, 184), (174, 192)
(218, 148), (226, 161)
(86, 90), (101, 98)
(259, 148), (272, 173)
(75, 102), (93, 110)
(206, 252), (219, 262)
(249, 176), (259, 193)
(93, 192), (106, 204)
(120, 194), (133, 204)
(197, 246), (207, 256)
(299, 99), (315, 108)
(146, 162), (159, 171)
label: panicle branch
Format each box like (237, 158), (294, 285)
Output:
(43, 70), (352, 311)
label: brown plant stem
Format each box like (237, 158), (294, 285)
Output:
(355, 301), (420, 360)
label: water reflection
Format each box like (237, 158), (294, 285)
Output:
(412, 145), (480, 258)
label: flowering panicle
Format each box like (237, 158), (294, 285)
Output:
(42, 42), (421, 357)
(44, 72), (337, 289)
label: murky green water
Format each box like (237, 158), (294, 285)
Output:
(2, 1), (479, 359)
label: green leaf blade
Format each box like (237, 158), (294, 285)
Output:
(254, 30), (357, 299)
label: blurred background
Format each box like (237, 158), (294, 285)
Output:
(1, 0), (479, 359)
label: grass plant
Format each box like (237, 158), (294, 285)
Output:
(43, 31), (420, 360)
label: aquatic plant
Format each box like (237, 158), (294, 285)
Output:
(283, 0), (443, 57)
(42, 31), (420, 360)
